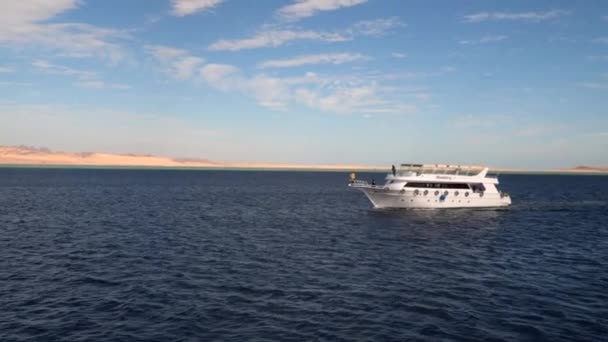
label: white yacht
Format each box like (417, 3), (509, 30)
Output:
(349, 164), (511, 209)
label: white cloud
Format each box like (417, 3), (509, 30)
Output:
(199, 63), (239, 81)
(148, 44), (421, 114)
(294, 85), (413, 113)
(259, 52), (369, 68)
(391, 52), (407, 59)
(198, 65), (290, 109)
(463, 9), (569, 23)
(174, 56), (206, 80)
(171, 0), (225, 16)
(199, 63), (240, 90)
(0, 1), (78, 25)
(145, 45), (205, 80)
(209, 17), (403, 51)
(0, 1), (129, 63)
(247, 75), (292, 110)
(459, 34), (508, 45)
(0, 66), (15, 73)
(200, 65), (417, 113)
(145, 45), (188, 61)
(277, 0), (367, 21)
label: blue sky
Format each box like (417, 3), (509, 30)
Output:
(1, 0), (607, 168)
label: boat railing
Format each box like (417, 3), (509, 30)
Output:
(398, 164), (486, 176)
(349, 180), (385, 189)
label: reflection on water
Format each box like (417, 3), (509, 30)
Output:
(370, 207), (507, 231)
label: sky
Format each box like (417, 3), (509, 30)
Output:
(0, 0), (607, 168)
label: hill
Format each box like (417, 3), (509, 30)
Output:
(0, 146), (385, 171)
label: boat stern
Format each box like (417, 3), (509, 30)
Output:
(500, 192), (512, 206)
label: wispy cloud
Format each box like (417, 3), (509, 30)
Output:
(199, 63), (240, 90)
(0, 1), (79, 27)
(207, 69), (419, 113)
(411, 93), (431, 102)
(171, 0), (225, 16)
(376, 66), (456, 81)
(586, 131), (608, 138)
(32, 59), (97, 80)
(0, 81), (31, 87)
(592, 37), (608, 44)
(452, 114), (512, 130)
(199, 65), (292, 110)
(32, 59), (129, 89)
(145, 45), (188, 60)
(0, 66), (15, 73)
(209, 17), (403, 51)
(294, 86), (414, 113)
(463, 9), (569, 23)
(73, 81), (131, 90)
(148, 45), (420, 114)
(259, 52), (369, 68)
(0, 1), (129, 63)
(278, 0), (367, 21)
(145, 45), (205, 80)
(459, 34), (508, 45)
(391, 52), (407, 59)
(516, 123), (566, 137)
(587, 55), (608, 62)
(209, 30), (348, 51)
(576, 82), (608, 89)
(349, 17), (404, 36)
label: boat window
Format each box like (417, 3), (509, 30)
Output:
(404, 182), (471, 189)
(470, 184), (486, 192)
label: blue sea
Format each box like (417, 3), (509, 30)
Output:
(0, 168), (607, 341)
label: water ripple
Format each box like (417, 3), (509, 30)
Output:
(0, 170), (607, 341)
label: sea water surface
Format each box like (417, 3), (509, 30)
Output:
(0, 169), (607, 341)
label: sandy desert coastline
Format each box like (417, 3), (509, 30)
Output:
(1, 145), (607, 174)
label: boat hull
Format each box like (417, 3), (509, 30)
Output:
(355, 187), (511, 209)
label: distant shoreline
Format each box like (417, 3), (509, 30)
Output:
(1, 164), (607, 175)
(1, 146), (607, 175)
(0, 163), (387, 173)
